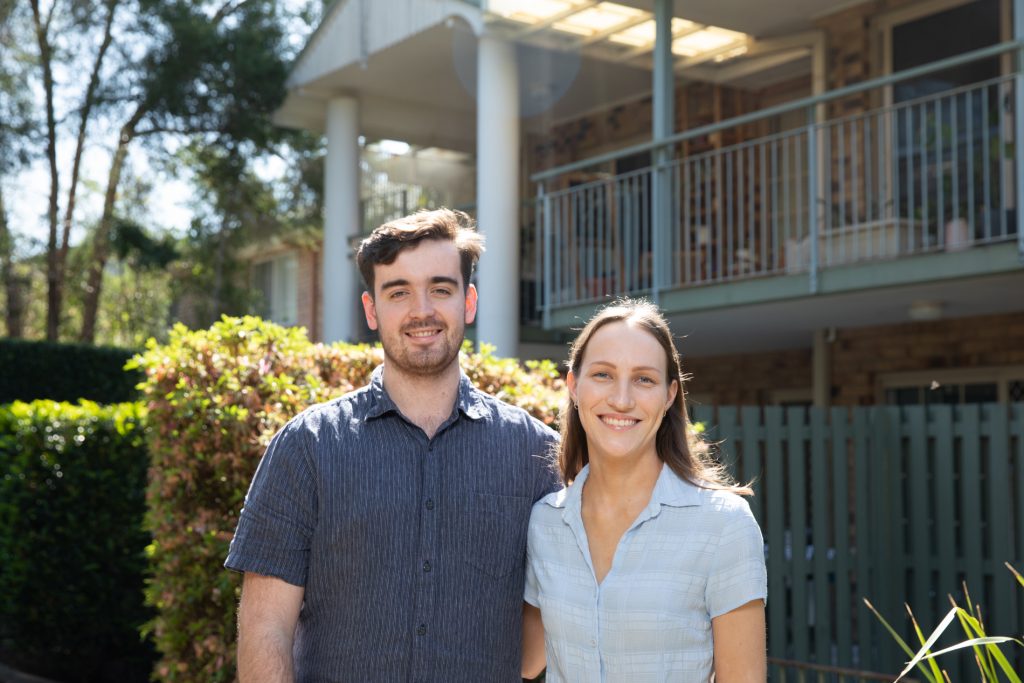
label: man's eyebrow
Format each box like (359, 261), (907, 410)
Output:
(431, 276), (460, 286)
(379, 278), (410, 290)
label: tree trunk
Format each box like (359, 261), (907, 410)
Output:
(79, 109), (144, 343)
(29, 0), (61, 341)
(0, 185), (24, 338)
(57, 0), (118, 340)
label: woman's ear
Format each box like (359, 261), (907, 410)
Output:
(567, 370), (578, 404)
(666, 379), (679, 410)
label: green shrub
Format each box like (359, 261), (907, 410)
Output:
(132, 316), (563, 682)
(0, 338), (140, 404)
(0, 400), (154, 682)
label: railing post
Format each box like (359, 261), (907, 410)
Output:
(539, 182), (553, 329)
(1015, 0), (1024, 261)
(651, 0), (674, 304)
(807, 104), (820, 293)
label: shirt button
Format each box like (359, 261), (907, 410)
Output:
(417, 624), (427, 636)
(422, 560), (432, 573)
(590, 638), (597, 647)
(425, 499), (434, 510)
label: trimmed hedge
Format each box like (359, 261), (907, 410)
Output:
(0, 400), (155, 683)
(0, 338), (140, 404)
(132, 316), (563, 682)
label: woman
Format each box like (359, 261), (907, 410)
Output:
(523, 299), (766, 682)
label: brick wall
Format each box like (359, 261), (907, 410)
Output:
(682, 311), (1024, 406)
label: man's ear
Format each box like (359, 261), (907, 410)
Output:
(464, 283), (478, 324)
(361, 291), (378, 331)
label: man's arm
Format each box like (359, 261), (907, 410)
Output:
(711, 599), (767, 683)
(521, 602), (546, 679)
(237, 572), (305, 683)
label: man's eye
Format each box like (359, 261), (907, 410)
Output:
(389, 291), (408, 299)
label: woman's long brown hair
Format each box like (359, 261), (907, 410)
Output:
(557, 298), (752, 495)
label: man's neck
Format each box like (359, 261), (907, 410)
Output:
(381, 361), (462, 438)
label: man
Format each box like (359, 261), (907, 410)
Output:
(225, 208), (559, 682)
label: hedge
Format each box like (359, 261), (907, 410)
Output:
(131, 316), (564, 682)
(0, 338), (140, 404)
(0, 400), (154, 683)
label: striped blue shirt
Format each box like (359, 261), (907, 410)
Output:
(525, 464), (767, 683)
(226, 366), (559, 682)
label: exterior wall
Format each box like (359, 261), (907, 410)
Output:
(830, 310), (1024, 404)
(296, 247), (322, 341)
(687, 347), (813, 405)
(528, 78), (807, 177)
(683, 311), (1024, 406)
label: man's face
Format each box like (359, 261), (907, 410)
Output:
(361, 239), (478, 378)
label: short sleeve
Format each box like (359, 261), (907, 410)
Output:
(523, 514), (541, 607)
(224, 419), (318, 586)
(705, 498), (767, 619)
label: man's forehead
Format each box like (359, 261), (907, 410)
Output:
(373, 240), (463, 287)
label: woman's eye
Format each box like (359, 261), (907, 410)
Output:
(637, 376), (656, 385)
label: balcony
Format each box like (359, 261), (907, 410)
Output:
(532, 41), (1024, 329)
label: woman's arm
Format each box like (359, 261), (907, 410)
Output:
(711, 599), (766, 683)
(521, 602), (546, 679)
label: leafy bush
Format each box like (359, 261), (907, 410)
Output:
(0, 337), (140, 404)
(132, 316), (563, 682)
(0, 400), (154, 682)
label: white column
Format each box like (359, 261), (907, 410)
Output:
(323, 96), (361, 343)
(475, 35), (520, 357)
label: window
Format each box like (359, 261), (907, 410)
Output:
(879, 366), (1024, 404)
(253, 253), (298, 327)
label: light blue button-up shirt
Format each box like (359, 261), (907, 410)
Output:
(525, 463), (767, 683)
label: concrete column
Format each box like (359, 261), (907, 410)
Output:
(322, 96), (361, 343)
(475, 35), (520, 356)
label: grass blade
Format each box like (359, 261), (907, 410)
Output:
(909, 604), (945, 682)
(954, 604), (999, 682)
(895, 606), (959, 683)
(863, 598), (940, 683)
(1006, 562), (1024, 590)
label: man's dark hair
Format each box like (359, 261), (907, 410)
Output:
(355, 208), (486, 293)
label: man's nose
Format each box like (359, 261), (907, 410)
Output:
(410, 290), (436, 317)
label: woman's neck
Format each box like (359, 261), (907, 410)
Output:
(583, 449), (662, 508)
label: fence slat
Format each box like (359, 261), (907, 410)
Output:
(906, 406), (932, 626)
(853, 408), (872, 670)
(984, 404), (1015, 638)
(930, 405), (956, 609)
(960, 405), (985, 600)
(765, 406), (788, 661)
(810, 408), (831, 666)
(787, 407), (811, 663)
(831, 406), (853, 668)
(741, 406), (765, 524)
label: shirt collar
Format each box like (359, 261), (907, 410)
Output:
(547, 461), (705, 517)
(365, 364), (488, 421)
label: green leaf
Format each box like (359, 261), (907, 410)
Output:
(895, 607), (959, 683)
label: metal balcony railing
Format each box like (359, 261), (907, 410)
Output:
(533, 41), (1024, 322)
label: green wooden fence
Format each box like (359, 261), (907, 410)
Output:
(690, 403), (1024, 681)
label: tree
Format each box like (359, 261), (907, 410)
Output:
(8, 0), (301, 342)
(0, 4), (35, 338)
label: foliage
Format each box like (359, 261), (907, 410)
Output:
(132, 316), (563, 681)
(3, 0), (320, 341)
(0, 336), (140, 403)
(865, 564), (1024, 683)
(0, 400), (154, 682)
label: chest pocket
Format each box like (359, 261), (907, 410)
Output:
(460, 492), (532, 579)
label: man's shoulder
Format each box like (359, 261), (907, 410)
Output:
(278, 383), (376, 435)
(466, 386), (558, 442)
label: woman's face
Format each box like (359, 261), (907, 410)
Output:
(568, 321), (678, 466)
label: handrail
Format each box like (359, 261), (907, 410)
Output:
(532, 39), (1024, 182)
(768, 657), (914, 682)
